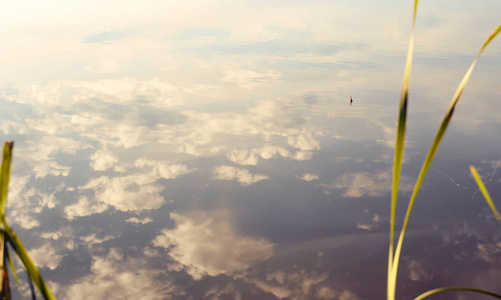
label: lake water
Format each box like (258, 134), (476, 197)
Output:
(0, 1), (501, 299)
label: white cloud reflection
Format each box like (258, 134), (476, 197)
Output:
(8, 176), (62, 229)
(476, 242), (501, 263)
(153, 212), (274, 280)
(59, 249), (184, 300)
(249, 269), (360, 300)
(406, 259), (432, 282)
(90, 148), (118, 171)
(227, 146), (290, 166)
(79, 175), (164, 212)
(30, 243), (63, 271)
(126, 216), (153, 224)
(357, 214), (384, 231)
(300, 173), (319, 181)
(213, 165), (269, 186)
(328, 171), (413, 198)
(64, 196), (109, 220)
(77, 160), (193, 212)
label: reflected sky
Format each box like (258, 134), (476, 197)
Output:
(0, 1), (501, 299)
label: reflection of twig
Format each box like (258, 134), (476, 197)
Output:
(431, 158), (501, 200)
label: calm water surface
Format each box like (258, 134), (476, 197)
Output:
(0, 1), (500, 299)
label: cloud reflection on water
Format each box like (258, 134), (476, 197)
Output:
(2, 74), (501, 299)
(0, 0), (500, 299)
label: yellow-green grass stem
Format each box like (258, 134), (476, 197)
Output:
(0, 142), (13, 298)
(0, 142), (13, 217)
(0, 230), (4, 297)
(0, 142), (55, 299)
(470, 165), (501, 225)
(5, 246), (24, 300)
(3, 220), (55, 300)
(389, 23), (501, 298)
(388, 1), (419, 299)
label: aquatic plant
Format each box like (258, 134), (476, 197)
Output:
(387, 1), (501, 299)
(0, 142), (55, 299)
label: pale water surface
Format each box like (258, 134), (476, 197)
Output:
(0, 1), (501, 299)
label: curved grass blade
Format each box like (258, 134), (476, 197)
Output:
(0, 141), (13, 299)
(0, 142), (54, 299)
(28, 273), (36, 300)
(470, 165), (501, 225)
(388, 1), (419, 299)
(5, 246), (25, 300)
(1, 257), (11, 300)
(389, 23), (501, 299)
(414, 286), (501, 300)
(3, 225), (55, 300)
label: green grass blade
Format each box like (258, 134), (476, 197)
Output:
(0, 141), (54, 299)
(5, 246), (24, 300)
(414, 286), (501, 300)
(390, 22), (501, 295)
(4, 224), (55, 300)
(1, 254), (11, 300)
(28, 274), (35, 300)
(0, 141), (13, 299)
(0, 142), (13, 218)
(470, 165), (501, 225)
(388, 1), (419, 300)
(0, 230), (4, 298)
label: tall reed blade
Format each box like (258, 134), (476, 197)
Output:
(5, 246), (25, 300)
(387, 1), (419, 299)
(1, 236), (11, 300)
(1, 264), (11, 300)
(3, 226), (55, 300)
(0, 142), (55, 299)
(0, 142), (13, 298)
(388, 17), (501, 300)
(470, 165), (501, 225)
